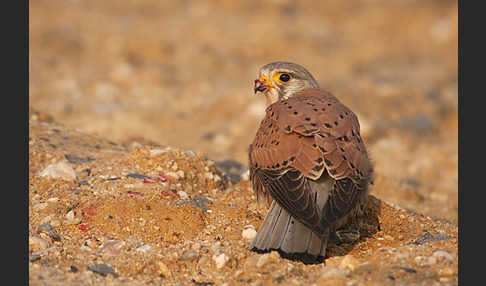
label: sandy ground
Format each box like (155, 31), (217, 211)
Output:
(29, 0), (457, 285)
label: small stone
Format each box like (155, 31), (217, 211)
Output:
(39, 162), (77, 181)
(177, 191), (189, 199)
(87, 263), (118, 277)
(256, 251), (280, 268)
(179, 250), (199, 261)
(424, 256), (437, 265)
(242, 225), (257, 240)
(47, 197), (59, 203)
(176, 170), (185, 179)
(29, 236), (49, 251)
(339, 255), (359, 271)
(85, 238), (101, 249)
(320, 265), (348, 279)
(433, 250), (455, 261)
(165, 172), (180, 180)
(150, 148), (170, 157)
(240, 170), (250, 181)
(65, 210), (75, 220)
(441, 267), (454, 276)
(33, 203), (48, 211)
(37, 223), (61, 241)
(212, 253), (230, 269)
(159, 262), (171, 278)
(100, 240), (125, 257)
(136, 245), (152, 253)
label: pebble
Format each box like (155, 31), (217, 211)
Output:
(179, 249), (199, 261)
(240, 170), (250, 181)
(212, 253), (230, 269)
(242, 225), (257, 240)
(100, 240), (125, 257)
(29, 236), (49, 251)
(150, 148), (170, 157)
(136, 245), (152, 253)
(87, 263), (118, 277)
(66, 210), (76, 220)
(177, 191), (189, 199)
(320, 266), (348, 279)
(433, 250), (455, 261)
(441, 267), (455, 276)
(256, 251), (280, 268)
(159, 262), (171, 278)
(39, 162), (77, 181)
(339, 255), (359, 271)
(37, 223), (61, 241)
(166, 171), (180, 180)
(33, 202), (48, 211)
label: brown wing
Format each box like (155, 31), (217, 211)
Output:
(249, 88), (373, 233)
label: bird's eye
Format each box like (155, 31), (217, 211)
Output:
(279, 73), (291, 82)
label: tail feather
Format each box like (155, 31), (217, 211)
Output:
(251, 175), (334, 261)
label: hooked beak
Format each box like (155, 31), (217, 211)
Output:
(254, 76), (273, 94)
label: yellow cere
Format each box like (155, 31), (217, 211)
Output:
(259, 75), (275, 88)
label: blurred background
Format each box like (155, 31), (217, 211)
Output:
(29, 0), (457, 223)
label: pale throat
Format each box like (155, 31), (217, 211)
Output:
(265, 91), (280, 106)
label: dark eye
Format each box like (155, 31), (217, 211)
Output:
(279, 73), (291, 82)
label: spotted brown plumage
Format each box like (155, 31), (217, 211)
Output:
(249, 62), (373, 262)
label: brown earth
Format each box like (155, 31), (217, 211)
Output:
(29, 0), (458, 285)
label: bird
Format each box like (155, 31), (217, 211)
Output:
(248, 61), (373, 263)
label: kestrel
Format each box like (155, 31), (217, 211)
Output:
(249, 61), (373, 263)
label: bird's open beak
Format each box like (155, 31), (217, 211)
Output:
(254, 76), (273, 94)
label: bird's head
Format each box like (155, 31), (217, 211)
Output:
(254, 61), (320, 106)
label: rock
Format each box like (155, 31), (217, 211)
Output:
(150, 148), (170, 157)
(100, 240), (125, 257)
(66, 210), (75, 220)
(136, 245), (152, 253)
(39, 162), (77, 181)
(29, 236), (49, 252)
(33, 202), (48, 211)
(159, 261), (171, 278)
(166, 171), (180, 180)
(87, 263), (118, 277)
(242, 225), (257, 240)
(441, 267), (455, 276)
(65, 154), (95, 164)
(212, 253), (230, 269)
(177, 191), (189, 199)
(339, 255), (359, 271)
(179, 249), (199, 261)
(433, 250), (455, 261)
(240, 170), (250, 181)
(319, 265), (348, 279)
(37, 223), (61, 241)
(256, 251), (280, 268)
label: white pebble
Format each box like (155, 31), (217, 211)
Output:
(165, 172), (180, 180)
(39, 162), (77, 181)
(212, 253), (229, 269)
(66, 210), (75, 220)
(339, 255), (359, 270)
(240, 170), (250, 181)
(33, 203), (48, 211)
(177, 191), (189, 199)
(136, 245), (152, 253)
(29, 236), (49, 251)
(150, 148), (170, 157)
(47, 197), (59, 203)
(242, 225), (257, 240)
(433, 250), (455, 261)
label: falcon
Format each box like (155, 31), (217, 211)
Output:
(249, 61), (373, 263)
